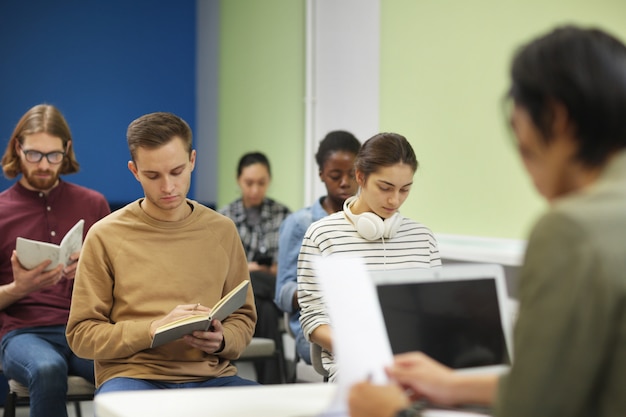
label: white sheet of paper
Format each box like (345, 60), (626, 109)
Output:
(314, 256), (394, 416)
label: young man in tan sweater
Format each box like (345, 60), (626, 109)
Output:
(66, 112), (258, 393)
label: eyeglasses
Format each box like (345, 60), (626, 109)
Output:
(19, 146), (66, 164)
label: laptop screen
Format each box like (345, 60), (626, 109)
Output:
(371, 265), (512, 370)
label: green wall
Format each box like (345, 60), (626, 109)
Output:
(218, 1), (305, 212)
(218, 0), (626, 239)
(380, 0), (626, 239)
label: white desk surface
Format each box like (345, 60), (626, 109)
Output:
(95, 382), (337, 417)
(95, 381), (490, 417)
(435, 233), (526, 266)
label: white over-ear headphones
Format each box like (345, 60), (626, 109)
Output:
(343, 196), (402, 241)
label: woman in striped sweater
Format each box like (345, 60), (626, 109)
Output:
(297, 132), (441, 382)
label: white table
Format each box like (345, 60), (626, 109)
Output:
(95, 382), (337, 417)
(95, 381), (491, 417)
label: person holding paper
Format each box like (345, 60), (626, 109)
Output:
(348, 25), (626, 417)
(66, 112), (258, 394)
(297, 132), (442, 382)
(0, 104), (110, 417)
(275, 130), (361, 365)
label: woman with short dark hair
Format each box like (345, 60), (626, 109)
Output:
(348, 25), (626, 417)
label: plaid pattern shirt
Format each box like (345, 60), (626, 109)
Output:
(219, 198), (291, 263)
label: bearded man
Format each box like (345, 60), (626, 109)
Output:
(0, 104), (110, 417)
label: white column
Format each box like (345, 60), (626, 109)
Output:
(304, 0), (380, 206)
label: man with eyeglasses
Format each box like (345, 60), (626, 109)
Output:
(0, 104), (110, 417)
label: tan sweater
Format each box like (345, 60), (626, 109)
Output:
(66, 199), (256, 387)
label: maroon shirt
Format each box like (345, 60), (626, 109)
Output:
(0, 179), (110, 339)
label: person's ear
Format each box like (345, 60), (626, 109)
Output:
(549, 101), (572, 138)
(355, 170), (365, 187)
(189, 149), (196, 172)
(127, 160), (140, 181)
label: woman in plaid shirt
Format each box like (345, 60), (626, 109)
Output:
(219, 151), (290, 384)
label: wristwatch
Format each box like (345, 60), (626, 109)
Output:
(394, 407), (421, 417)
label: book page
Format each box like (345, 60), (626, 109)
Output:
(15, 238), (61, 271)
(59, 219), (84, 264)
(154, 314), (210, 332)
(15, 219), (84, 271)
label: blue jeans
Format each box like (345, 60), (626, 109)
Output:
(97, 375), (259, 395)
(0, 325), (94, 417)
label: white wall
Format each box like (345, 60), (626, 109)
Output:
(304, 0), (380, 205)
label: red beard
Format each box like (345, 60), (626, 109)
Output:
(22, 168), (60, 191)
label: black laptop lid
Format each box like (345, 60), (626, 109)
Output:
(371, 264), (513, 370)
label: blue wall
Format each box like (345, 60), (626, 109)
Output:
(0, 0), (196, 204)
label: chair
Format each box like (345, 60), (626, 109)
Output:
(0, 365), (95, 417)
(282, 312), (323, 383)
(236, 337), (287, 384)
(282, 311), (300, 383)
(310, 342), (329, 382)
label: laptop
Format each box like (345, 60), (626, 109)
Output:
(369, 263), (515, 375)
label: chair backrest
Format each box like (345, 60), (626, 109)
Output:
(283, 311), (296, 339)
(310, 342), (329, 380)
(239, 337), (276, 359)
(236, 337), (287, 384)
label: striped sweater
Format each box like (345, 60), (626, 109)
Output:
(297, 210), (441, 381)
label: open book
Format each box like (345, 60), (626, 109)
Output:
(15, 219), (85, 272)
(151, 279), (250, 348)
